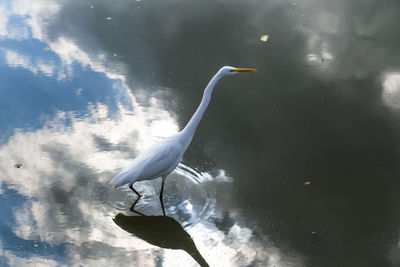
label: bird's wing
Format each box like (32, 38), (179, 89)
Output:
(132, 139), (182, 180)
(110, 138), (182, 187)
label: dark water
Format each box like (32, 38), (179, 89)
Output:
(1, 0), (400, 266)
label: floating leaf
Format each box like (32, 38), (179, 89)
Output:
(304, 181), (311, 185)
(15, 163), (23, 168)
(321, 58), (327, 62)
(260, 35), (269, 42)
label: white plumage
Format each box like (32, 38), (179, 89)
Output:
(110, 66), (256, 215)
(110, 136), (182, 187)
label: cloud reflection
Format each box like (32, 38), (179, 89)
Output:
(6, 0), (60, 40)
(382, 72), (400, 109)
(0, 93), (295, 265)
(5, 49), (55, 76)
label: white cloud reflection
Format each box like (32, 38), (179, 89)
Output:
(0, 91), (174, 264)
(0, 243), (59, 267)
(10, 0), (60, 40)
(0, 0), (123, 82)
(381, 72), (400, 109)
(5, 49), (56, 76)
(300, 10), (337, 72)
(49, 37), (123, 81)
(0, 0), (58, 40)
(0, 90), (298, 266)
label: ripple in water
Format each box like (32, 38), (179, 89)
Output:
(109, 163), (217, 228)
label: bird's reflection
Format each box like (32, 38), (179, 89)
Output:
(113, 212), (209, 267)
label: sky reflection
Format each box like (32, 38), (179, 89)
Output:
(2, 0), (400, 266)
(0, 95), (291, 265)
(382, 72), (400, 109)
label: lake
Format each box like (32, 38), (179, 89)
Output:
(0, 0), (400, 266)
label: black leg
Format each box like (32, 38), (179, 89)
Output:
(129, 184), (145, 215)
(160, 177), (166, 216)
(129, 184), (141, 198)
(129, 198), (146, 216)
(160, 200), (166, 216)
(159, 178), (165, 199)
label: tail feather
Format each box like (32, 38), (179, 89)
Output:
(110, 171), (131, 188)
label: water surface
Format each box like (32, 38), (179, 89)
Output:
(0, 0), (400, 266)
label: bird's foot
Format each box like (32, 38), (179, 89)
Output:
(129, 196), (143, 214)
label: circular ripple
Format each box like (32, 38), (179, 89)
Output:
(166, 164), (216, 228)
(109, 163), (217, 228)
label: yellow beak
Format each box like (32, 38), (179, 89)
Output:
(230, 68), (257, 72)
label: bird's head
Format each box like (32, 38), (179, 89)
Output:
(219, 66), (257, 76)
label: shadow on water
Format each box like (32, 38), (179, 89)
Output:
(113, 213), (209, 267)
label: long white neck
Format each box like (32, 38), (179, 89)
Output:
(178, 70), (225, 149)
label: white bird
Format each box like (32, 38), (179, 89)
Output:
(110, 66), (257, 215)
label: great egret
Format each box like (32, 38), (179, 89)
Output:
(110, 66), (257, 215)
